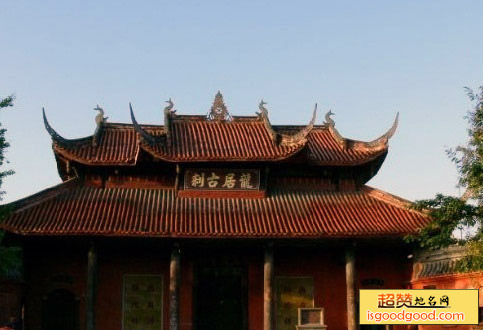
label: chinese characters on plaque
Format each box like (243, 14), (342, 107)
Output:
(377, 293), (450, 308)
(184, 169), (260, 190)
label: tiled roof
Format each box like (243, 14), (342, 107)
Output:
(306, 129), (386, 165)
(140, 117), (306, 162)
(52, 121), (387, 166)
(54, 125), (138, 165)
(412, 246), (468, 280)
(1, 179), (429, 238)
(414, 259), (462, 279)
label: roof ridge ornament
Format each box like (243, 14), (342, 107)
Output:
(164, 98), (175, 146)
(164, 98), (174, 115)
(257, 100), (317, 147)
(130, 103), (166, 146)
(207, 91), (232, 122)
(324, 110), (346, 148)
(258, 100), (278, 142)
(93, 105), (108, 147)
(324, 110), (335, 126)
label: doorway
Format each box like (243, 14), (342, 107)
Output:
(194, 258), (248, 330)
(42, 289), (79, 330)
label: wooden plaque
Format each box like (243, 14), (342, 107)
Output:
(184, 169), (260, 190)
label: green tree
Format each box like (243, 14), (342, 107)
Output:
(406, 85), (483, 271)
(0, 94), (20, 276)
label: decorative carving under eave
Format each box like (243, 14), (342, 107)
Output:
(207, 91), (232, 122)
(257, 101), (318, 147)
(42, 108), (74, 148)
(130, 103), (166, 146)
(364, 112), (399, 148)
(93, 105), (108, 147)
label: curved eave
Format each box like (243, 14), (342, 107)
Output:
(1, 182), (430, 238)
(326, 113), (398, 151)
(308, 147), (388, 167)
(50, 134), (388, 166)
(43, 108), (96, 148)
(52, 143), (139, 166)
(1, 230), (425, 239)
(136, 139), (307, 163)
(4, 178), (81, 212)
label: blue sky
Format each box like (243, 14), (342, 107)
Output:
(1, 0), (482, 203)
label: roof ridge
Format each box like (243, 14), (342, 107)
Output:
(105, 122), (164, 129)
(362, 185), (412, 205)
(5, 178), (80, 212)
(106, 121), (331, 129)
(362, 185), (428, 217)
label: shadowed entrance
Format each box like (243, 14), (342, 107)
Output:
(42, 289), (79, 330)
(194, 258), (248, 330)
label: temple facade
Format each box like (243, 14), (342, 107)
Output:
(0, 93), (429, 330)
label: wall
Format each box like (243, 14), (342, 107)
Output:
(411, 272), (483, 330)
(357, 245), (412, 330)
(24, 240), (87, 330)
(22, 239), (413, 330)
(96, 242), (171, 330)
(0, 280), (23, 327)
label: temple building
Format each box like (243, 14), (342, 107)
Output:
(410, 246), (483, 329)
(0, 92), (429, 330)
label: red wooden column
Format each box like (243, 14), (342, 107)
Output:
(345, 243), (357, 330)
(86, 241), (98, 330)
(169, 243), (181, 330)
(264, 243), (274, 330)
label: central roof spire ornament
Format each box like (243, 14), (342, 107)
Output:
(207, 91), (232, 121)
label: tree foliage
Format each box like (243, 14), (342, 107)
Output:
(405, 85), (483, 272)
(408, 195), (479, 248)
(0, 94), (20, 277)
(0, 95), (14, 198)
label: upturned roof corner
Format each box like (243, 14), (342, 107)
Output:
(323, 110), (399, 151)
(42, 108), (74, 148)
(257, 100), (317, 147)
(43, 106), (110, 148)
(130, 103), (167, 146)
(365, 112), (399, 148)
